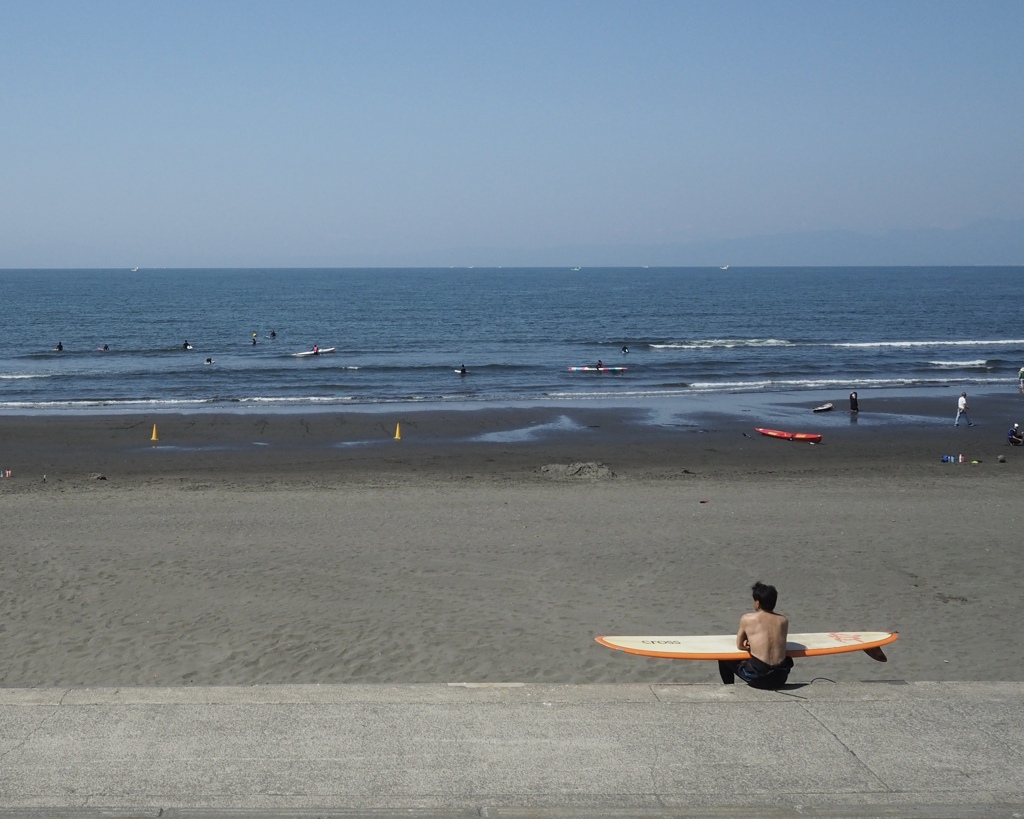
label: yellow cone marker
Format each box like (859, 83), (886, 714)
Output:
(151, 424), (159, 442)
(394, 423), (401, 441)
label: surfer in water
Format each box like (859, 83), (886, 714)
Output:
(718, 581), (793, 689)
(55, 341), (63, 352)
(183, 340), (191, 350)
(595, 359), (604, 370)
(459, 364), (467, 375)
(252, 333), (258, 345)
(312, 345), (320, 356)
(270, 330), (276, 338)
(621, 345), (628, 354)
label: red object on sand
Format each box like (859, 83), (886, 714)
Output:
(754, 427), (823, 444)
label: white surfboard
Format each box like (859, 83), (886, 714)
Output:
(292, 347), (336, 357)
(596, 632), (897, 661)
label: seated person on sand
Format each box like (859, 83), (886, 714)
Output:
(718, 581), (793, 689)
(1009, 424), (1024, 446)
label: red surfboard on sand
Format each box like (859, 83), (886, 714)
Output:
(755, 427), (822, 443)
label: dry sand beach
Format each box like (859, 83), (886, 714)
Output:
(2, 389), (1023, 688)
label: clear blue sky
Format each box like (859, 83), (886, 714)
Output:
(2, 1), (1022, 267)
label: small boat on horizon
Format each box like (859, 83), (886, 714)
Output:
(720, 265), (729, 270)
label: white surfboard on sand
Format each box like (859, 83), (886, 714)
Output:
(596, 631), (897, 662)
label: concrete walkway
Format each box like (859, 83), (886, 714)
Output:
(0, 682), (1022, 817)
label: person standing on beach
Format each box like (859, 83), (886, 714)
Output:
(849, 391), (859, 412)
(955, 392), (974, 426)
(718, 581), (793, 689)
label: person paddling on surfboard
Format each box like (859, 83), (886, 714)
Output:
(718, 581), (793, 689)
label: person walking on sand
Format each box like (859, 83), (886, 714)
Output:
(718, 581), (793, 689)
(955, 391), (974, 426)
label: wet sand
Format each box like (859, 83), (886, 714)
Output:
(2, 388), (1023, 687)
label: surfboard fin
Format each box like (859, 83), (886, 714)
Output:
(863, 646), (887, 662)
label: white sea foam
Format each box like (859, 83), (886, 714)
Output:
(240, 396), (354, 404)
(0, 398), (212, 410)
(833, 339), (1024, 348)
(929, 360), (989, 368)
(650, 338), (793, 350)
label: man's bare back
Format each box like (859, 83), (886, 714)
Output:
(719, 581), (793, 688)
(736, 608), (789, 666)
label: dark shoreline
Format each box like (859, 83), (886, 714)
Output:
(2, 386), (1022, 486)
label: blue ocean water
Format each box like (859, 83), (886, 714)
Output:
(1, 267), (1022, 413)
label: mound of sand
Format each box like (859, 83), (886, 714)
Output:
(539, 461), (614, 479)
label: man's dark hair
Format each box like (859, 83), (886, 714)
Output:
(751, 581), (778, 612)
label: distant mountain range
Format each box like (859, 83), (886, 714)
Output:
(413, 217), (1024, 268)
(12, 217), (1018, 269)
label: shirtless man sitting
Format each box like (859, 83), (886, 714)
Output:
(718, 581), (794, 689)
